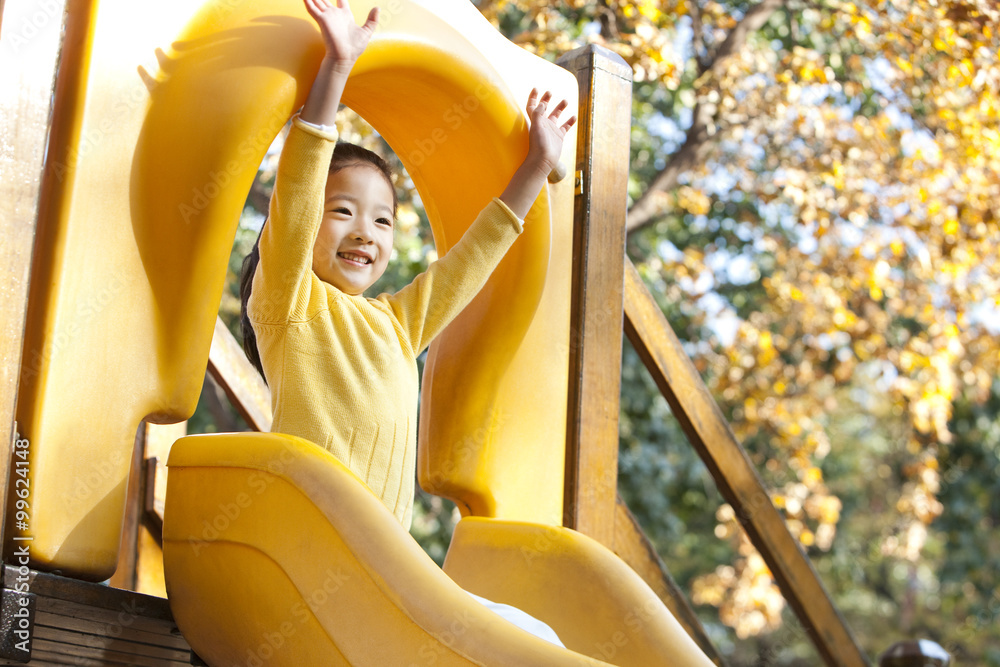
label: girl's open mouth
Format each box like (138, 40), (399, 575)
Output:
(338, 252), (373, 266)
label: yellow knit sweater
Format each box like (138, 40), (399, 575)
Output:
(248, 119), (523, 527)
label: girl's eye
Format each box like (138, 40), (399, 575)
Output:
(330, 207), (351, 215)
(377, 217), (393, 227)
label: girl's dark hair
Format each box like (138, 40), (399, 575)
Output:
(240, 141), (397, 383)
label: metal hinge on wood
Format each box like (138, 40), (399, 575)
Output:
(574, 169), (584, 195)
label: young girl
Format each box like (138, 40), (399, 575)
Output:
(241, 0), (574, 528)
(239, 2), (574, 645)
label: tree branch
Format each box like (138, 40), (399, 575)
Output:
(627, 0), (786, 234)
(705, 0), (785, 79)
(690, 0), (706, 72)
(597, 0), (620, 40)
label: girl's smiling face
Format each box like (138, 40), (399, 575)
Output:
(312, 164), (395, 295)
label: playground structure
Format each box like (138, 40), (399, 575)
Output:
(0, 0), (931, 665)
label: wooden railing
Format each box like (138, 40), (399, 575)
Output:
(622, 260), (869, 666)
(555, 42), (868, 667)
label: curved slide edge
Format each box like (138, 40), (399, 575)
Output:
(164, 432), (613, 666)
(443, 517), (717, 667)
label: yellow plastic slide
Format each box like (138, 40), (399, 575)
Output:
(165, 432), (714, 666)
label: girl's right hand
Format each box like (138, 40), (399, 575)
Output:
(304, 0), (380, 73)
(524, 88), (575, 178)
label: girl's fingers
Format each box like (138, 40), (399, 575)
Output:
(527, 89), (575, 130)
(526, 88), (539, 114)
(362, 6), (380, 32)
(305, 0), (332, 18)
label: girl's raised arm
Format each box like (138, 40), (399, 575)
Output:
(301, 0), (380, 127)
(498, 89), (576, 220)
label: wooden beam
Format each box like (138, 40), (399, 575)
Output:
(207, 317), (272, 432)
(144, 457), (164, 537)
(556, 44), (632, 547)
(0, 0), (69, 547)
(622, 259), (869, 666)
(613, 496), (729, 666)
(141, 421), (186, 536)
(135, 420), (184, 599)
(109, 424), (147, 591)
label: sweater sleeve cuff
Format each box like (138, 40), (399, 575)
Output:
(489, 197), (525, 234)
(292, 114), (339, 142)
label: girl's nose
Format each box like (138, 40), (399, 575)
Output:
(352, 219), (375, 242)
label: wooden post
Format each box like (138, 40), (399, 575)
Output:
(0, 0), (70, 547)
(207, 317), (272, 432)
(111, 419), (185, 596)
(556, 44), (631, 547)
(110, 424), (147, 591)
(623, 259), (870, 667)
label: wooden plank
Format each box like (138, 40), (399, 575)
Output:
(1, 566), (193, 664)
(135, 522), (166, 600)
(28, 638), (185, 667)
(207, 316), (272, 432)
(0, 0), (69, 547)
(110, 423), (147, 591)
(556, 44), (632, 547)
(622, 259), (869, 666)
(8, 567), (174, 623)
(613, 496), (729, 666)
(142, 422), (186, 526)
(4, 652), (95, 666)
(144, 457), (164, 536)
(34, 598), (176, 637)
(2, 650), (95, 666)
(33, 612), (187, 652)
(135, 422), (180, 599)
(32, 627), (189, 663)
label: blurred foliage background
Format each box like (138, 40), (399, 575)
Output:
(191, 0), (1000, 664)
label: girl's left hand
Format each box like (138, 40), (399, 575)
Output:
(304, 0), (380, 72)
(524, 88), (576, 176)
